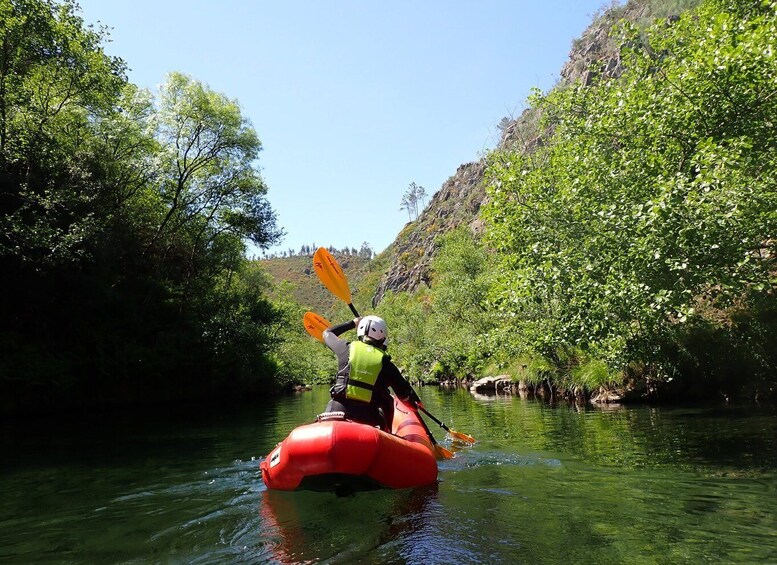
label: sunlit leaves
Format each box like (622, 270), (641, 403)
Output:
(151, 72), (282, 254)
(0, 0), (127, 265)
(483, 0), (777, 378)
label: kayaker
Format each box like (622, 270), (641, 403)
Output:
(322, 315), (420, 431)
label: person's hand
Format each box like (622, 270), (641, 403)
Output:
(352, 317), (362, 329)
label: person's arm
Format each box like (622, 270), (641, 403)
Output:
(382, 359), (420, 406)
(323, 318), (360, 356)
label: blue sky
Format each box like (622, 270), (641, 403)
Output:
(76, 0), (609, 257)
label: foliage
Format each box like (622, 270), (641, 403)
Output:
(0, 0), (127, 265)
(375, 228), (498, 382)
(374, 289), (430, 382)
(150, 71), (283, 261)
(483, 0), (777, 398)
(0, 0), (285, 414)
(268, 281), (335, 387)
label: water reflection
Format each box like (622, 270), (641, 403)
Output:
(259, 484), (442, 563)
(1, 387), (776, 563)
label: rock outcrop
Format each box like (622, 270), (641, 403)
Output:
(372, 161), (487, 305)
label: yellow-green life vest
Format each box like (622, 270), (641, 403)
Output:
(345, 341), (386, 403)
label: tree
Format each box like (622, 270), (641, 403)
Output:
(150, 72), (282, 275)
(399, 193), (414, 221)
(399, 182), (427, 221)
(426, 228), (497, 377)
(0, 1), (289, 413)
(0, 0), (128, 266)
(415, 183), (427, 212)
(484, 0), (777, 393)
(358, 241), (373, 259)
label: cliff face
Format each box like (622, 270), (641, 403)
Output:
(372, 0), (695, 305)
(373, 160), (486, 305)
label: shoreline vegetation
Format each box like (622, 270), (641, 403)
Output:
(371, 0), (777, 406)
(2, 0), (776, 417)
(0, 0), (287, 416)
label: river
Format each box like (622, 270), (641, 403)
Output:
(1, 386), (775, 564)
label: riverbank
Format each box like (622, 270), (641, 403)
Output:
(438, 373), (777, 406)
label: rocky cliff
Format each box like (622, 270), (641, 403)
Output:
(372, 160), (486, 305)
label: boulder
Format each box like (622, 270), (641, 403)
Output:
(589, 387), (623, 404)
(469, 375), (512, 393)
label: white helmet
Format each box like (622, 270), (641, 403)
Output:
(357, 315), (388, 345)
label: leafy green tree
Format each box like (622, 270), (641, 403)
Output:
(484, 0), (777, 396)
(269, 280), (334, 387)
(375, 289), (431, 380)
(0, 0), (127, 266)
(201, 259), (283, 391)
(149, 72), (282, 270)
(358, 241), (373, 259)
(0, 1), (287, 414)
(425, 228), (497, 377)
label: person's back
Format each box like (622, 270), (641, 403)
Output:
(322, 315), (418, 430)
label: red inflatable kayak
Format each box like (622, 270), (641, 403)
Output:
(260, 397), (438, 493)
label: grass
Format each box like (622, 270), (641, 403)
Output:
(258, 252), (375, 316)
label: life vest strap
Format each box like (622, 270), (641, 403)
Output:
(347, 379), (375, 392)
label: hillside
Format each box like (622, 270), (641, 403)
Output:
(369, 0), (703, 305)
(260, 0), (705, 309)
(260, 253), (374, 316)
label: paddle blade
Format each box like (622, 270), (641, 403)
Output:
(434, 444), (454, 460)
(449, 429), (476, 445)
(313, 247), (352, 304)
(303, 311), (331, 342)
(417, 405), (475, 446)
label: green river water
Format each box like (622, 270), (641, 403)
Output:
(1, 386), (776, 564)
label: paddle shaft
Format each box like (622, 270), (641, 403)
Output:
(418, 405), (449, 432)
(416, 407), (453, 459)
